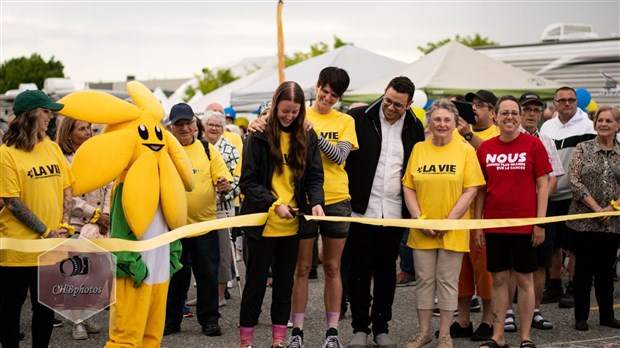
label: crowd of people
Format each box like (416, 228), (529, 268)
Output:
(0, 73), (619, 348)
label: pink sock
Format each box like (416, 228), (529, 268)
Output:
(291, 312), (305, 329)
(272, 324), (287, 346)
(326, 311), (340, 329)
(239, 326), (254, 348)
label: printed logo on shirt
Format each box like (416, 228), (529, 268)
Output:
(417, 164), (457, 174)
(27, 164), (61, 179)
(320, 131), (339, 141)
(485, 152), (526, 171)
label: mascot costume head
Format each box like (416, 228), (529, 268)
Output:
(58, 81), (194, 238)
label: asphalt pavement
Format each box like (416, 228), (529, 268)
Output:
(18, 258), (620, 348)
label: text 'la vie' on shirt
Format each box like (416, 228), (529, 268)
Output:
(477, 133), (552, 234)
(306, 107), (358, 205)
(403, 136), (485, 252)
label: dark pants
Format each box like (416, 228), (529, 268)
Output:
(166, 231), (220, 328)
(399, 229), (414, 275)
(573, 231), (620, 322)
(0, 266), (54, 348)
(347, 222), (404, 335)
(239, 235), (299, 327)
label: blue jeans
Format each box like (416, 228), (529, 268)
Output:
(399, 229), (414, 275)
(166, 231), (220, 327)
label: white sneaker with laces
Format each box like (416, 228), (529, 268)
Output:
(285, 334), (304, 348)
(322, 335), (342, 348)
(72, 323), (88, 340)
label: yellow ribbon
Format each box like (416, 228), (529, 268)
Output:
(1, 211), (619, 254)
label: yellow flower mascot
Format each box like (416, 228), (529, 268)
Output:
(58, 81), (194, 347)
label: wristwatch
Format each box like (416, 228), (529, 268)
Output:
(464, 132), (474, 141)
(535, 223), (546, 229)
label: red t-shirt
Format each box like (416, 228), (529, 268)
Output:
(477, 133), (552, 234)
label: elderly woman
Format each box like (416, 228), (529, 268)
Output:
(0, 90), (73, 347)
(566, 105), (620, 332)
(55, 118), (111, 339)
(204, 110), (241, 307)
(474, 95), (551, 348)
(403, 99), (485, 348)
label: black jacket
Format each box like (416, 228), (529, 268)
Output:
(239, 130), (324, 239)
(345, 97), (425, 218)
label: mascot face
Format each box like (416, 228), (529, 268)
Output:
(58, 81), (194, 238)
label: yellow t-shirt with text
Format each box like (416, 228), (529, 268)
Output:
(306, 107), (358, 205)
(0, 138), (74, 266)
(402, 137), (485, 252)
(263, 132), (298, 237)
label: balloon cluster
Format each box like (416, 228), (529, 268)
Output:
(576, 88), (598, 113)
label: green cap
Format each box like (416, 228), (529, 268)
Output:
(13, 90), (64, 115)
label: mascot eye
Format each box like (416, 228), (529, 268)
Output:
(138, 124), (149, 140)
(154, 126), (163, 141)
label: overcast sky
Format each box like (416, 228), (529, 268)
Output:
(2, 0), (619, 83)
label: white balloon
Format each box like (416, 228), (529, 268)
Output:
(412, 90), (428, 109)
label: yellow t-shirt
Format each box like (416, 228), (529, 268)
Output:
(263, 132), (298, 237)
(474, 125), (500, 141)
(184, 140), (233, 224)
(0, 138), (74, 266)
(402, 137), (485, 252)
(306, 107), (358, 205)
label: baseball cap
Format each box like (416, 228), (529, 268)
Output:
(258, 100), (272, 114)
(465, 90), (498, 107)
(13, 90), (64, 115)
(519, 92), (544, 107)
(169, 103), (195, 124)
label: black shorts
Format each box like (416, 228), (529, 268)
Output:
(486, 233), (538, 273)
(551, 199), (575, 251)
(300, 199), (351, 240)
(535, 201), (556, 268)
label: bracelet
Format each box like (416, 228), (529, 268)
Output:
(535, 223), (546, 229)
(40, 227), (51, 239)
(89, 208), (101, 224)
(58, 223), (75, 236)
(612, 199), (620, 211)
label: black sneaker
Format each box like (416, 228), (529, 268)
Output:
(435, 322), (472, 338)
(432, 307), (458, 317)
(470, 297), (481, 313)
(202, 324), (222, 336)
(471, 323), (493, 341)
(559, 285), (575, 308)
(53, 318), (63, 328)
(163, 324), (180, 336)
(541, 286), (563, 304)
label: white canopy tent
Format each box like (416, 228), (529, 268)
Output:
(230, 45), (407, 110)
(343, 41), (561, 104)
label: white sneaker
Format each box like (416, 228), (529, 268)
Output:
(83, 319), (101, 333)
(72, 323), (88, 340)
(218, 298), (227, 307)
(285, 334), (304, 348)
(322, 335), (342, 348)
(348, 332), (367, 348)
(227, 280), (234, 289)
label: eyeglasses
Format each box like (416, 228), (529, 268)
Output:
(498, 111), (520, 118)
(383, 97), (406, 111)
(554, 98), (577, 104)
(206, 123), (223, 129)
(522, 107), (543, 114)
(472, 101), (489, 108)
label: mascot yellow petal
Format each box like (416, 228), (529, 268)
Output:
(58, 90), (141, 124)
(71, 129), (135, 195)
(165, 131), (195, 192)
(127, 81), (165, 121)
(158, 151), (187, 230)
(122, 151), (160, 239)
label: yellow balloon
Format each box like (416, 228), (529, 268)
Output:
(585, 100), (598, 112)
(411, 107), (426, 126)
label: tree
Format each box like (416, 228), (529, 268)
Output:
(284, 35), (352, 67)
(183, 67), (239, 102)
(0, 53), (65, 94)
(417, 34), (498, 55)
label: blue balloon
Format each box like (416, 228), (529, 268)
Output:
(424, 99), (434, 110)
(575, 88), (591, 110)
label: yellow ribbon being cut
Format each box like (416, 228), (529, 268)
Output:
(1, 211), (619, 254)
